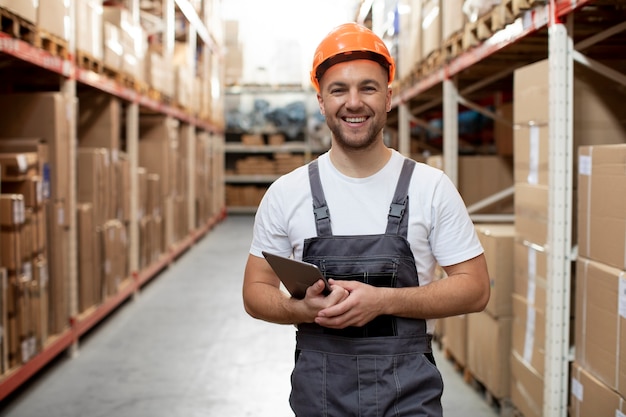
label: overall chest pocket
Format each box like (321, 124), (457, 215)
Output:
(315, 257), (400, 288)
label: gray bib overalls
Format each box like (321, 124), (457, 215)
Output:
(289, 158), (444, 417)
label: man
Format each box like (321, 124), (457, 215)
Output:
(242, 22), (490, 417)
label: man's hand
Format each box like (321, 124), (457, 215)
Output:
(313, 280), (387, 329)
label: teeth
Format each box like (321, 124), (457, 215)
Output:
(345, 117), (366, 123)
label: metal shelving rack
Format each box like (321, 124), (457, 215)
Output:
(377, 0), (626, 415)
(0, 0), (226, 401)
(224, 86), (327, 213)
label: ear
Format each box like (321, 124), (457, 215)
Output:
(317, 93), (325, 116)
(386, 87), (393, 112)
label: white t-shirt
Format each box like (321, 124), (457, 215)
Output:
(250, 149), (484, 332)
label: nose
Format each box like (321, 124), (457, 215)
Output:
(345, 88), (363, 109)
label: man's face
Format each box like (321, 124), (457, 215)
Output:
(317, 59), (392, 151)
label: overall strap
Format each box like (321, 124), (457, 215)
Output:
(308, 160), (332, 236)
(386, 158), (416, 237)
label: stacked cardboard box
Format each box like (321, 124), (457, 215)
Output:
(0, 147), (50, 369)
(572, 144), (626, 415)
(512, 60), (626, 417)
(467, 224), (514, 400)
(102, 5), (147, 82)
(0, 93), (72, 337)
(77, 92), (131, 310)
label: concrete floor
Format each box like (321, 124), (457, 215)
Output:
(0, 214), (501, 417)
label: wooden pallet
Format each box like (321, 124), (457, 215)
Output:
(103, 66), (137, 90)
(76, 50), (103, 74)
(443, 347), (518, 417)
(512, 0), (547, 17)
(34, 30), (69, 60)
(0, 7), (36, 44)
(443, 30), (465, 61)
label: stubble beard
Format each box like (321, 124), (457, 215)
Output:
(328, 119), (384, 151)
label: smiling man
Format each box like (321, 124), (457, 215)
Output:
(242, 23), (490, 417)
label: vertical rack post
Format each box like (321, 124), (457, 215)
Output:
(544, 11), (574, 417)
(63, 0), (78, 357)
(127, 103), (140, 277)
(398, 102), (411, 157)
(443, 79), (458, 186)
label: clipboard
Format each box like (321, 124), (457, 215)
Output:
(262, 251), (331, 299)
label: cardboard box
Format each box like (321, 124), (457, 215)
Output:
(139, 116), (179, 200)
(77, 148), (112, 227)
(442, 0), (466, 39)
(510, 350), (543, 417)
(37, 0), (70, 41)
(397, 0), (422, 79)
(494, 102), (513, 157)
(421, 0), (441, 58)
(0, 268), (7, 374)
(46, 202), (69, 335)
(1, 176), (44, 209)
(103, 22), (123, 69)
(578, 144), (626, 271)
(442, 314), (467, 367)
(76, 0), (103, 59)
(0, 0), (37, 23)
(428, 154), (514, 211)
(0, 153), (39, 181)
(474, 223), (515, 317)
(514, 183), (548, 245)
(0, 93), (71, 211)
(77, 203), (97, 312)
(513, 240), (547, 311)
(78, 92), (121, 149)
(570, 361), (626, 417)
(467, 312), (512, 399)
(0, 194), (25, 226)
(575, 257), (626, 396)
(514, 60), (626, 185)
(511, 293), (545, 375)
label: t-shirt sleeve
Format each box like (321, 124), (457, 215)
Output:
(429, 173), (484, 267)
(249, 176), (295, 258)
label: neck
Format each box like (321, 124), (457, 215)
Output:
(328, 143), (392, 178)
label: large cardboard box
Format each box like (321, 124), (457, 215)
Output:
(578, 144), (626, 271)
(46, 201), (70, 335)
(77, 203), (97, 312)
(38, 0), (70, 41)
(474, 223), (515, 317)
(510, 351), (543, 417)
(467, 312), (512, 399)
(575, 257), (626, 396)
(442, 0), (466, 40)
(514, 183), (548, 245)
(514, 60), (626, 186)
(421, 0), (442, 58)
(570, 361), (626, 417)
(427, 154), (514, 211)
(512, 293), (545, 375)
(397, 0), (422, 79)
(76, 0), (103, 59)
(78, 93), (121, 149)
(0, 0), (37, 22)
(139, 116), (179, 200)
(513, 240), (547, 311)
(77, 148), (112, 227)
(0, 93), (71, 221)
(442, 314), (467, 367)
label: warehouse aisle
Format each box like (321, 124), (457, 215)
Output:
(0, 215), (499, 417)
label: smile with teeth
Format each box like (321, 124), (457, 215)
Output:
(344, 116), (367, 123)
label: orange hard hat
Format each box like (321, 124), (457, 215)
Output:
(310, 22), (395, 93)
